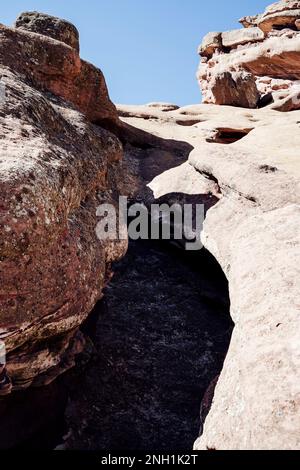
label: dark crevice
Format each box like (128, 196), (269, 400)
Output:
(0, 114), (233, 450)
(272, 24), (298, 31)
(258, 92), (274, 108)
(206, 128), (253, 144)
(195, 169), (222, 196)
(176, 119), (203, 126)
(0, 236), (233, 451)
(62, 240), (233, 451)
(259, 164), (278, 173)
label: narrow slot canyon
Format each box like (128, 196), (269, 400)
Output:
(1, 0), (299, 454)
(62, 240), (233, 451)
(0, 239), (233, 451)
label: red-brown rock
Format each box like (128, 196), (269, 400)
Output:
(0, 14), (126, 391)
(0, 17), (118, 125)
(15, 11), (80, 52)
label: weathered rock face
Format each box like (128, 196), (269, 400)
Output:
(257, 0), (300, 32)
(198, 1), (300, 110)
(14, 12), (80, 52)
(0, 14), (126, 392)
(0, 14), (118, 125)
(209, 71), (260, 108)
(116, 101), (300, 450)
(0, 3), (299, 453)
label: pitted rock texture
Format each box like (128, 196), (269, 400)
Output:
(116, 102), (300, 450)
(0, 15), (126, 392)
(198, 1), (300, 109)
(15, 12), (80, 52)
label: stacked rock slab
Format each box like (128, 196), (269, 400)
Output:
(0, 13), (127, 393)
(198, 1), (300, 110)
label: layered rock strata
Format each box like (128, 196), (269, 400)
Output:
(198, 1), (300, 110)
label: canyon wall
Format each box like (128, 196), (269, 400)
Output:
(117, 99), (300, 452)
(0, 2), (299, 452)
(0, 13), (127, 393)
(117, 1), (300, 446)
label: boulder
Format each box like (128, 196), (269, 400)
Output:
(0, 23), (118, 125)
(209, 71), (260, 108)
(239, 15), (260, 28)
(14, 11), (80, 52)
(271, 88), (300, 110)
(0, 15), (127, 392)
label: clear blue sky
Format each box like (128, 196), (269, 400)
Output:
(2, 1), (271, 105)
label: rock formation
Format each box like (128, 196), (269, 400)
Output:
(198, 1), (300, 110)
(117, 3), (300, 450)
(0, 2), (299, 452)
(115, 95), (300, 449)
(0, 13), (127, 392)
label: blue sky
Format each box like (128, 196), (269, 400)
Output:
(2, 1), (271, 105)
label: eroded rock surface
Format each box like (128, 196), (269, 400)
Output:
(198, 1), (300, 110)
(116, 101), (300, 450)
(0, 3), (299, 453)
(0, 14), (118, 125)
(14, 11), (80, 52)
(0, 14), (126, 392)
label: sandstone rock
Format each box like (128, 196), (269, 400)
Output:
(116, 102), (300, 449)
(239, 15), (260, 28)
(212, 36), (300, 79)
(209, 71), (260, 108)
(198, 32), (222, 57)
(0, 15), (126, 391)
(296, 18), (300, 29)
(258, 1), (300, 33)
(0, 22), (118, 125)
(195, 204), (300, 450)
(0, 365), (12, 396)
(148, 162), (219, 200)
(271, 87), (300, 110)
(0, 2), (298, 453)
(15, 11), (80, 52)
(198, 2), (300, 107)
(222, 28), (265, 49)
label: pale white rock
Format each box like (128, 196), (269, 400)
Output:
(198, 31), (222, 57)
(222, 28), (265, 49)
(198, 1), (300, 107)
(117, 102), (300, 450)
